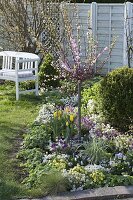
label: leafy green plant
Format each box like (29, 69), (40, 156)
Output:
(39, 54), (60, 89)
(82, 82), (100, 106)
(83, 138), (110, 164)
(82, 82), (101, 115)
(36, 170), (70, 195)
(96, 67), (133, 131)
(106, 174), (133, 187)
(23, 125), (50, 150)
(17, 148), (43, 171)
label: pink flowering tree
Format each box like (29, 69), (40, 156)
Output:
(59, 3), (113, 139)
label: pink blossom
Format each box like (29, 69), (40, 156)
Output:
(60, 60), (73, 73)
(96, 47), (108, 60)
(59, 34), (108, 81)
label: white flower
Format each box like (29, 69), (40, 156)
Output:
(85, 164), (105, 172)
(35, 103), (55, 124)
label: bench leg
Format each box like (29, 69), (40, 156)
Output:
(35, 79), (39, 96)
(16, 81), (19, 100)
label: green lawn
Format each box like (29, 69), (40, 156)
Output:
(0, 82), (43, 199)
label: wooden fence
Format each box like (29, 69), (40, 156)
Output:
(0, 2), (133, 72)
(63, 2), (133, 73)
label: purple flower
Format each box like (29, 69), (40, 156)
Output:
(50, 142), (57, 151)
(95, 129), (103, 137)
(115, 152), (123, 159)
(58, 139), (64, 145)
(62, 143), (68, 149)
(49, 138), (68, 152)
(81, 116), (95, 130)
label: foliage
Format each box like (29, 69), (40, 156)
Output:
(105, 175), (133, 187)
(23, 125), (50, 150)
(95, 67), (133, 131)
(82, 137), (110, 164)
(20, 81), (35, 91)
(60, 79), (77, 96)
(37, 170), (70, 195)
(0, 177), (19, 200)
(39, 54), (60, 89)
(35, 102), (56, 124)
(82, 83), (100, 106)
(82, 83), (101, 116)
(89, 170), (105, 187)
(60, 94), (78, 107)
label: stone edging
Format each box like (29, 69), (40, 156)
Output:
(20, 186), (133, 200)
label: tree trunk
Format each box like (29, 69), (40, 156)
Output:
(128, 48), (131, 68)
(78, 80), (82, 140)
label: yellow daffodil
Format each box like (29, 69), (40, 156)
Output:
(53, 111), (57, 118)
(66, 121), (69, 126)
(70, 114), (74, 122)
(58, 110), (62, 116)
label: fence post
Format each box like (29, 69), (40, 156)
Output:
(90, 2), (97, 72)
(123, 2), (132, 66)
(90, 2), (97, 39)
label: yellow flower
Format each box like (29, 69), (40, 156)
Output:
(54, 110), (62, 119)
(70, 114), (74, 122)
(58, 110), (62, 116)
(53, 111), (57, 118)
(66, 121), (69, 126)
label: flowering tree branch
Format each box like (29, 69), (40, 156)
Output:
(59, 2), (114, 139)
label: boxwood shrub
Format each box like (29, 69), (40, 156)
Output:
(97, 67), (133, 131)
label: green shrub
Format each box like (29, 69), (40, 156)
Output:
(96, 67), (133, 131)
(23, 125), (50, 150)
(82, 82), (100, 106)
(39, 54), (60, 89)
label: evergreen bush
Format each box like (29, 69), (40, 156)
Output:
(39, 54), (60, 89)
(96, 67), (133, 131)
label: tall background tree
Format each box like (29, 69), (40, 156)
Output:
(0, 0), (63, 59)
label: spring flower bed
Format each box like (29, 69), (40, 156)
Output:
(17, 83), (133, 195)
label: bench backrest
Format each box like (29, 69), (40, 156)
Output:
(2, 56), (15, 70)
(0, 51), (40, 71)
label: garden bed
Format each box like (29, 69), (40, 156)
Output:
(17, 68), (133, 197)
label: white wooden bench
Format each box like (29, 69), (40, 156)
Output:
(0, 51), (40, 100)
